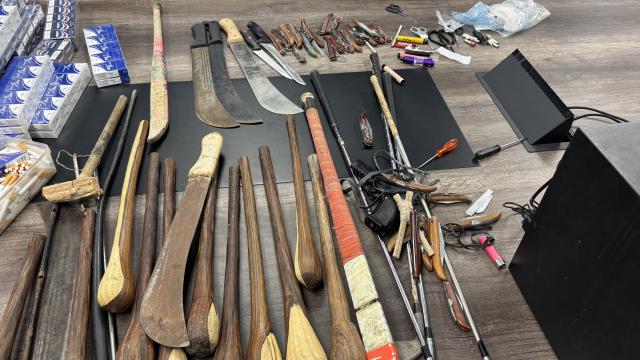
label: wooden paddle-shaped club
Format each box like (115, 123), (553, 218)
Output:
(98, 120), (149, 313)
(259, 145), (326, 360)
(308, 154), (366, 359)
(213, 166), (244, 360)
(141, 133), (223, 347)
(239, 156), (282, 360)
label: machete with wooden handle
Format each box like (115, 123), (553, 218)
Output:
(259, 145), (326, 360)
(308, 154), (366, 359)
(141, 132), (223, 347)
(116, 153), (159, 360)
(239, 156), (282, 360)
(213, 166), (244, 360)
(148, 2), (168, 143)
(98, 120), (149, 313)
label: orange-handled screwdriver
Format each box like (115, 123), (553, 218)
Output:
(418, 138), (459, 168)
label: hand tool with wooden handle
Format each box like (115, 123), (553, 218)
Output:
(240, 156), (282, 360)
(259, 146), (326, 360)
(0, 233), (45, 358)
(286, 115), (323, 289)
(98, 120), (149, 313)
(213, 166), (244, 360)
(148, 2), (168, 143)
(64, 210), (96, 360)
(186, 174), (221, 357)
(451, 210), (501, 230)
(141, 132), (223, 347)
(308, 154), (366, 359)
(247, 21), (305, 85)
(116, 153), (159, 360)
(42, 95), (128, 202)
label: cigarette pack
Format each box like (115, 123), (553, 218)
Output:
(43, 0), (77, 48)
(0, 5), (20, 59)
(83, 24), (129, 86)
(30, 38), (74, 62)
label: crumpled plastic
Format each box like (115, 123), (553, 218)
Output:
(452, 0), (550, 37)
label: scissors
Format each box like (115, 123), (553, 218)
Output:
(385, 3), (415, 22)
(410, 26), (428, 40)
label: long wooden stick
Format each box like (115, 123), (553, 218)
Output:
(117, 152), (160, 360)
(64, 210), (96, 359)
(301, 92), (398, 359)
(259, 145), (326, 360)
(148, 2), (168, 143)
(239, 156), (282, 360)
(286, 115), (323, 290)
(0, 233), (45, 358)
(98, 120), (149, 313)
(308, 154), (365, 359)
(213, 166), (244, 360)
(186, 173), (220, 357)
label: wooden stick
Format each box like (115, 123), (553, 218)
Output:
(186, 174), (220, 357)
(213, 166), (244, 360)
(64, 209), (96, 359)
(259, 146), (326, 360)
(117, 153), (160, 360)
(308, 154), (365, 359)
(0, 234), (45, 358)
(286, 115), (323, 290)
(148, 2), (169, 143)
(239, 156), (282, 360)
(98, 120), (149, 313)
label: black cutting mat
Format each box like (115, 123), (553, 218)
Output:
(38, 68), (475, 199)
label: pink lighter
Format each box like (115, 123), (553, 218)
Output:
(478, 235), (506, 270)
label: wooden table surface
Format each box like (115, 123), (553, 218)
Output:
(2, 0), (639, 359)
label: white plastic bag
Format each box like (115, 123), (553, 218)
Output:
(452, 0), (550, 37)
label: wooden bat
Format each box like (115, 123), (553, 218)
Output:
(259, 146), (326, 360)
(239, 156), (282, 360)
(308, 154), (366, 359)
(213, 166), (244, 360)
(64, 209), (96, 359)
(117, 153), (160, 360)
(301, 92), (398, 358)
(148, 2), (168, 143)
(286, 115), (323, 290)
(186, 173), (221, 357)
(98, 120), (149, 313)
(0, 234), (45, 358)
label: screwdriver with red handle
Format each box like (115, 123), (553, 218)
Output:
(418, 138), (459, 168)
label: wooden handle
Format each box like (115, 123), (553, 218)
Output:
(64, 210), (96, 359)
(213, 166), (244, 360)
(240, 156), (283, 360)
(98, 120), (149, 313)
(149, 1), (168, 143)
(0, 234), (45, 358)
(453, 210), (502, 229)
(427, 217), (447, 282)
(419, 230), (434, 271)
(444, 282), (471, 332)
(411, 210), (422, 277)
(286, 115), (323, 290)
(308, 154), (365, 359)
(186, 174), (220, 358)
(219, 18), (243, 44)
(117, 153), (159, 360)
(369, 75), (398, 136)
(80, 95), (128, 177)
(259, 146), (326, 360)
(189, 132), (224, 178)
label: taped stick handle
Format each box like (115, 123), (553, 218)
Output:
(370, 75), (398, 136)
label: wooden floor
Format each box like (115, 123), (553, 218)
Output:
(2, 0), (639, 358)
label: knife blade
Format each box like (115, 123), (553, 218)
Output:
(219, 19), (302, 114)
(206, 21), (261, 124)
(247, 21), (306, 86)
(190, 23), (240, 128)
(239, 29), (291, 80)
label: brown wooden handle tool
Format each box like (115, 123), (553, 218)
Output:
(452, 210), (502, 229)
(0, 234), (45, 358)
(240, 156), (283, 360)
(213, 166), (244, 360)
(286, 115), (323, 290)
(308, 154), (365, 359)
(117, 153), (160, 360)
(98, 120), (149, 313)
(259, 146), (326, 359)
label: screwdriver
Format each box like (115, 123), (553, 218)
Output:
(418, 138), (459, 168)
(474, 138), (524, 160)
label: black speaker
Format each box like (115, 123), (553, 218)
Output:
(510, 122), (640, 359)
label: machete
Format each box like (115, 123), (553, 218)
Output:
(140, 132), (223, 348)
(219, 18), (302, 115)
(191, 23), (240, 128)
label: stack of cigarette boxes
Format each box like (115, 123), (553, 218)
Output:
(29, 62), (89, 138)
(83, 24), (129, 87)
(43, 0), (78, 49)
(0, 55), (53, 139)
(0, 5), (45, 70)
(0, 5), (20, 63)
(30, 38), (73, 62)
